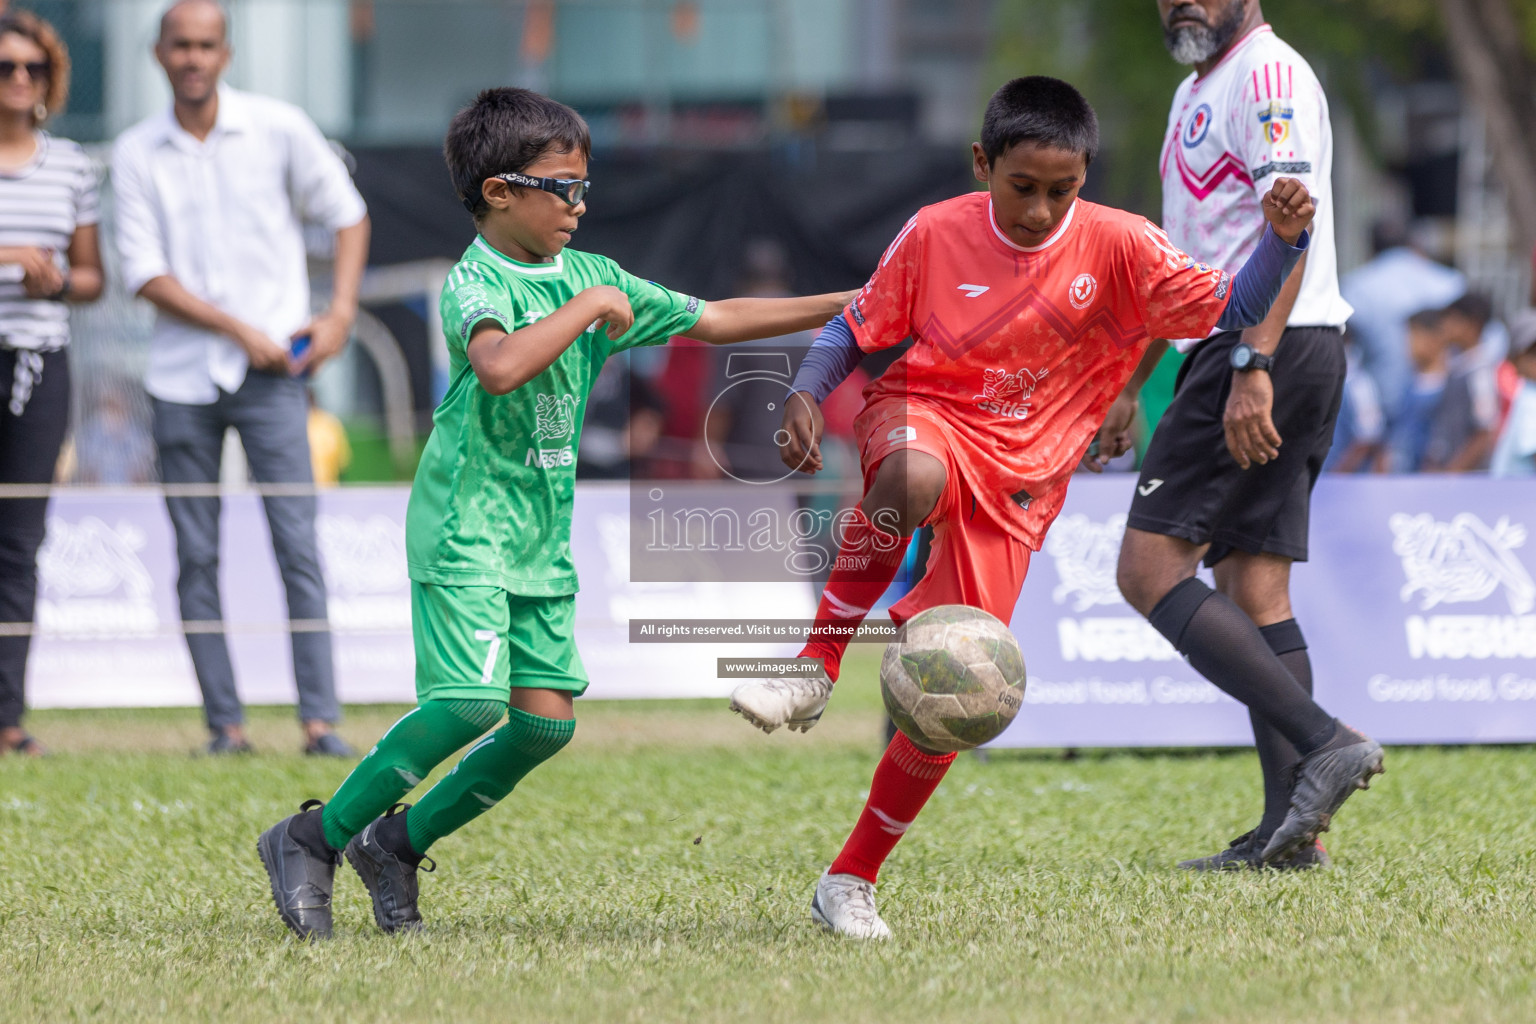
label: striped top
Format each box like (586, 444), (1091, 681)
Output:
(0, 131), (100, 351)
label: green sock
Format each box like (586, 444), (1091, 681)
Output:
(320, 698), (504, 850)
(405, 707), (575, 854)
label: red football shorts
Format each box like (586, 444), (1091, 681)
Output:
(854, 396), (1032, 627)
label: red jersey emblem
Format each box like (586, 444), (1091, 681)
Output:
(1068, 273), (1097, 309)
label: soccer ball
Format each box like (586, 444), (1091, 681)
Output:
(880, 605), (1027, 752)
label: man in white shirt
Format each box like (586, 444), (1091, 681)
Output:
(112, 0), (370, 755)
(1108, 0), (1381, 870)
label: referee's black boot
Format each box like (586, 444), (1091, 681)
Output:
(1179, 829), (1331, 872)
(1178, 830), (1264, 871)
(257, 799), (340, 940)
(346, 803), (434, 934)
(1261, 722), (1384, 863)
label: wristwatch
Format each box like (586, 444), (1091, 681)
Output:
(1229, 342), (1274, 373)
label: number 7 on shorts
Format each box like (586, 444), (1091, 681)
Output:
(474, 629), (502, 686)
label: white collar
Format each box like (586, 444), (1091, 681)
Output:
(988, 197), (1077, 253)
(158, 84), (252, 147)
(472, 235), (566, 275)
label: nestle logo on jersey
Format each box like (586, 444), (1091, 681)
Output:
(974, 365), (1047, 419)
(533, 393), (577, 442)
(525, 446), (574, 468)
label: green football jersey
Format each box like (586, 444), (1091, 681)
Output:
(406, 236), (705, 595)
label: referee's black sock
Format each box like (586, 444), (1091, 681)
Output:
(1254, 619), (1310, 840)
(1148, 578), (1336, 754)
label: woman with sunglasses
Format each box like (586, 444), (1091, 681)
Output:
(0, 9), (103, 757)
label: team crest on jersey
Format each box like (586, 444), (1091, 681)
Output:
(1183, 103), (1213, 147)
(532, 393), (578, 442)
(974, 366), (1048, 420)
(1068, 273), (1098, 310)
(1258, 101), (1293, 146)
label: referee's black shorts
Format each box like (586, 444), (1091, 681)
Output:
(1127, 326), (1345, 568)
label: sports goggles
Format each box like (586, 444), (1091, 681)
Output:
(494, 171), (589, 207)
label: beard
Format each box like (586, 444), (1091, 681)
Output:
(1163, 2), (1247, 65)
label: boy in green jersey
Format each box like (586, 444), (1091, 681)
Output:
(257, 88), (853, 939)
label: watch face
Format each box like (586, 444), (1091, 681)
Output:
(1232, 345), (1252, 369)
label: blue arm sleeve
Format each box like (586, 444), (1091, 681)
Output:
(1215, 226), (1309, 331)
(790, 315), (864, 402)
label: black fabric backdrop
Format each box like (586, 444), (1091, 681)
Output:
(351, 144), (981, 297)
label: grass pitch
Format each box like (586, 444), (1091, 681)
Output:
(3, 654), (1534, 1023)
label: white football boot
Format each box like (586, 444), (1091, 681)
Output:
(810, 871), (891, 940)
(729, 669), (833, 734)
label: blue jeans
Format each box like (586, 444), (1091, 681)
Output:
(152, 371), (339, 730)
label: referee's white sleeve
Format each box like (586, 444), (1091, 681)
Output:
(109, 139), (170, 297)
(284, 109), (367, 232)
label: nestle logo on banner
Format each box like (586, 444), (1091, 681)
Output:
(36, 517), (159, 638)
(316, 515), (411, 631)
(1044, 513), (1177, 662)
(1390, 512), (1536, 660)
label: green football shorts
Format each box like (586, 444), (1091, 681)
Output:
(411, 582), (589, 702)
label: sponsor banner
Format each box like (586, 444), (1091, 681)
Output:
(31, 494), (196, 708)
(992, 475), (1536, 747)
(29, 484), (812, 709)
(28, 477), (1536, 747)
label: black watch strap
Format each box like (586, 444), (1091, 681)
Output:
(1231, 343), (1275, 373)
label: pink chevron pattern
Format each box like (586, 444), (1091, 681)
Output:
(1172, 143), (1252, 202)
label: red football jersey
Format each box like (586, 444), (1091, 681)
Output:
(847, 192), (1233, 548)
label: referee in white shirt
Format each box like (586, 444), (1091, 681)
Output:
(111, 0), (370, 756)
(0, 10), (104, 757)
(1104, 0), (1381, 869)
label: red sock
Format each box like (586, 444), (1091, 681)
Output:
(828, 731), (956, 884)
(799, 508), (908, 682)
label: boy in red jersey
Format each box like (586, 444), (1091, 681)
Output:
(728, 77), (1320, 938)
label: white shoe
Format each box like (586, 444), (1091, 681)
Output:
(810, 871), (891, 940)
(729, 671), (833, 734)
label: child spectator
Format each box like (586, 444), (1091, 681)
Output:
(1491, 311), (1536, 477)
(1325, 327), (1385, 473)
(1428, 293), (1502, 471)
(1384, 308), (1449, 472)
